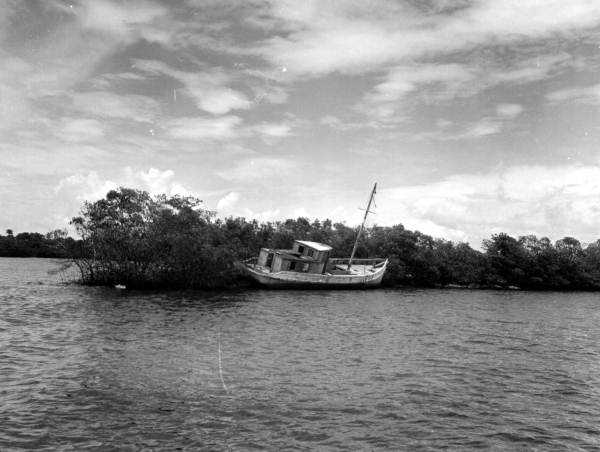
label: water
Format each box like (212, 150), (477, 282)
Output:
(2, 258), (600, 450)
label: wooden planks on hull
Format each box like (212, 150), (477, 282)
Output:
(239, 259), (388, 289)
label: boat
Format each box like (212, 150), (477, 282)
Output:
(236, 183), (388, 288)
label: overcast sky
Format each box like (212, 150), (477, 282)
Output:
(2, 0), (600, 247)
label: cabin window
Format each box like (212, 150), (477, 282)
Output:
(266, 253), (274, 268)
(298, 245), (305, 254)
(289, 261), (297, 271)
(307, 249), (314, 258)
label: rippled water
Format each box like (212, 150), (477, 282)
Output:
(2, 258), (600, 450)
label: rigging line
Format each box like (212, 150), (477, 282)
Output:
(218, 330), (229, 393)
(348, 182), (377, 270)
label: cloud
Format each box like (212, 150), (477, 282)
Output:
(250, 122), (293, 138)
(239, 207), (282, 223)
(359, 63), (474, 119)
(70, 91), (161, 122)
(367, 64), (474, 103)
(165, 115), (294, 142)
(0, 2), (14, 37)
(255, 12), (411, 76)
(489, 54), (574, 84)
(133, 59), (251, 115)
(48, 166), (199, 233)
(55, 172), (118, 203)
(78, 0), (171, 43)
(321, 115), (345, 128)
(459, 119), (504, 139)
(124, 167), (190, 197)
(0, 56), (34, 129)
(249, 83), (289, 105)
(55, 167), (196, 203)
(378, 164), (600, 246)
(320, 115), (379, 131)
(3, 0), (600, 241)
(412, 102), (524, 141)
(252, 0), (600, 78)
(217, 157), (296, 182)
(291, 206), (309, 218)
(216, 191), (240, 211)
(496, 103), (523, 118)
(356, 53), (567, 124)
(91, 71), (147, 89)
(56, 118), (105, 142)
(199, 89), (250, 115)
(166, 115), (242, 140)
(0, 2), (165, 134)
(546, 83), (600, 104)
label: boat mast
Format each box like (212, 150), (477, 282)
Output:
(347, 182), (377, 271)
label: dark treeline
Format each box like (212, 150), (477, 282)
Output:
(0, 229), (83, 258)
(6, 187), (600, 291)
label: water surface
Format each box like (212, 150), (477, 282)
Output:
(2, 258), (600, 450)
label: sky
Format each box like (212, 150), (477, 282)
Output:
(1, 0), (600, 247)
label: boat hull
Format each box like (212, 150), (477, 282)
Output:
(237, 259), (388, 289)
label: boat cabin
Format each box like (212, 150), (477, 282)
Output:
(256, 240), (332, 274)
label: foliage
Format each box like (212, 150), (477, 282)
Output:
(0, 229), (82, 258)
(7, 187), (600, 291)
(70, 188), (237, 289)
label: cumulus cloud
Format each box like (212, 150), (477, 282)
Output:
(378, 164), (600, 246)
(239, 207), (282, 223)
(124, 167), (196, 197)
(46, 167), (198, 232)
(216, 191), (240, 211)
(55, 172), (118, 203)
(55, 167), (196, 203)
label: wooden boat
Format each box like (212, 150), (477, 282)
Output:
(237, 183), (388, 288)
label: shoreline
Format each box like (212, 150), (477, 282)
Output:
(6, 257), (595, 293)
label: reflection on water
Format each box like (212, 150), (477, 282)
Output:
(2, 258), (600, 450)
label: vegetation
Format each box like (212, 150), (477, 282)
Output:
(5, 187), (600, 291)
(69, 188), (238, 289)
(0, 228), (82, 258)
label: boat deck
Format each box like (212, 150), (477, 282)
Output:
(331, 264), (378, 275)
(238, 259), (388, 288)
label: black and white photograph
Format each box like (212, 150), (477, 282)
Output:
(2, 0), (600, 449)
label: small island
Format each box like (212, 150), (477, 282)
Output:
(2, 187), (600, 292)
